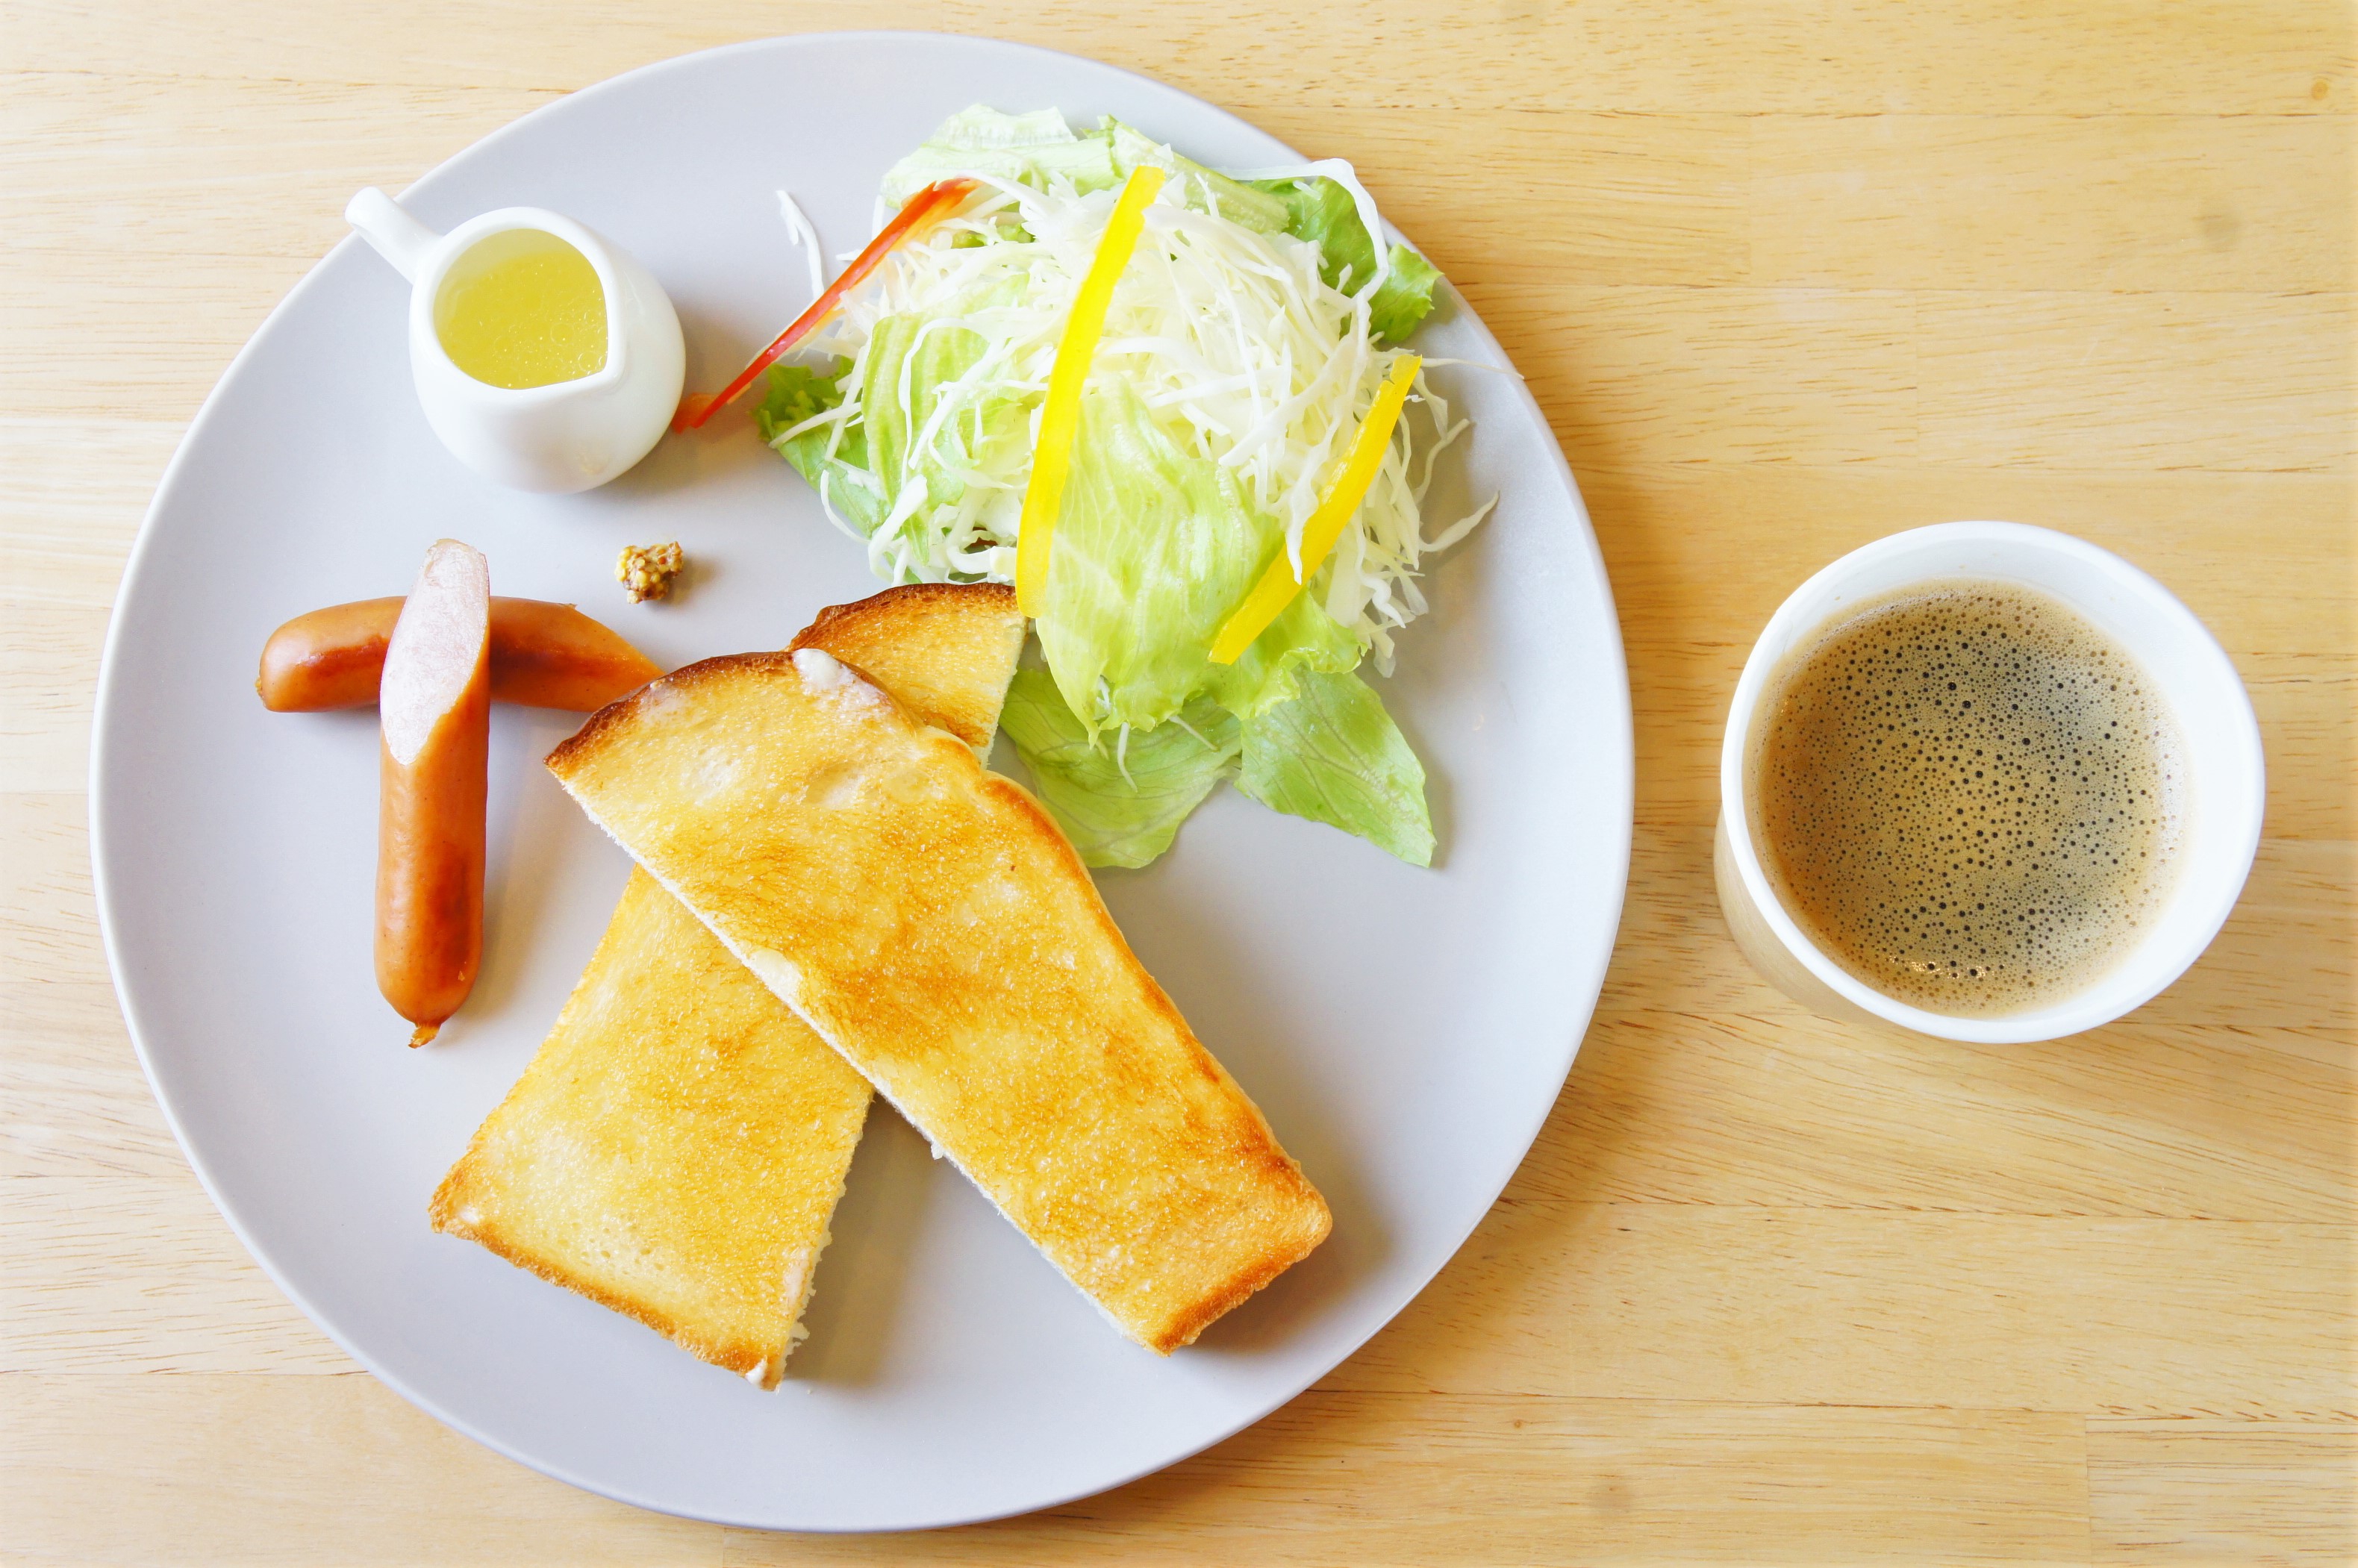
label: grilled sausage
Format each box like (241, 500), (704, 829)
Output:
(259, 596), (659, 712)
(375, 541), (491, 1046)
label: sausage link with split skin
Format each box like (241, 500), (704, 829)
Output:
(258, 596), (661, 713)
(376, 541), (491, 1046)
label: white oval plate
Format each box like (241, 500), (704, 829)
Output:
(92, 32), (1631, 1532)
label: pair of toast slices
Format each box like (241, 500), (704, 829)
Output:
(432, 584), (1330, 1387)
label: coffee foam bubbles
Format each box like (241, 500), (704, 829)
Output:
(1748, 581), (2183, 1017)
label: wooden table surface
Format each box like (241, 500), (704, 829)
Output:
(4, 3), (2351, 1562)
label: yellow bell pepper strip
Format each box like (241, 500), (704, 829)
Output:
(1208, 353), (1422, 666)
(673, 178), (979, 432)
(1013, 164), (1167, 616)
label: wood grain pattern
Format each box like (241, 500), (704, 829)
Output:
(10, 0), (2350, 113)
(2089, 1423), (2358, 1567)
(1334, 1204), (2352, 1418)
(0, 0), (2348, 1561)
(0, 1376), (723, 1565)
(734, 1397), (2097, 1566)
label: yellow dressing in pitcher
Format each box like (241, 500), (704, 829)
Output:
(434, 230), (608, 389)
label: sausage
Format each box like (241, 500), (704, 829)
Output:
(256, 597), (405, 710)
(258, 597), (661, 712)
(376, 541), (491, 1046)
(483, 598), (666, 710)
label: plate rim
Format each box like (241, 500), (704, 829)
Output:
(90, 28), (1635, 1531)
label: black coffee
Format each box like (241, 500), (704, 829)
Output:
(1750, 581), (2181, 1016)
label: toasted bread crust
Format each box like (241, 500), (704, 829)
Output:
(437, 585), (1022, 1386)
(549, 584), (1023, 768)
(428, 868), (866, 1384)
(547, 649), (1330, 1352)
(785, 583), (1019, 755)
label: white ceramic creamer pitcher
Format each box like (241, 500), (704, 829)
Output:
(346, 188), (684, 493)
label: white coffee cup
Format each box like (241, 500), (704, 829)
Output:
(345, 188), (684, 493)
(1715, 521), (2264, 1044)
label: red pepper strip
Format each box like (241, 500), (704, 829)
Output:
(673, 177), (979, 432)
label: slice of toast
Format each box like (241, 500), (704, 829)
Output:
(546, 646), (1331, 1353)
(431, 584), (1022, 1387)
(431, 866), (870, 1385)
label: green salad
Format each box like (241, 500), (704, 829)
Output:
(755, 107), (1491, 867)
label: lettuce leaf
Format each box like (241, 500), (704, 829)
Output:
(772, 352), (1438, 869)
(853, 313), (1027, 531)
(1238, 668), (1433, 865)
(1248, 175), (1441, 343)
(1034, 375), (1360, 733)
(1105, 119), (1293, 234)
(999, 669), (1241, 869)
(880, 106), (1120, 207)
(858, 316), (978, 514)
(758, 319), (1029, 559)
(781, 107), (1470, 871)
(757, 363), (889, 536)
(882, 107), (1442, 344)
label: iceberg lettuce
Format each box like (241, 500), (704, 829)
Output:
(1033, 376), (1362, 733)
(756, 107), (1485, 866)
(998, 669), (1241, 869)
(1240, 668), (1434, 866)
(757, 363), (878, 536)
(1247, 174), (1442, 344)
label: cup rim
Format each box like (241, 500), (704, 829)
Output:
(1718, 520), (2265, 1044)
(409, 207), (630, 397)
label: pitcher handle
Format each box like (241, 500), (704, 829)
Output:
(346, 188), (442, 283)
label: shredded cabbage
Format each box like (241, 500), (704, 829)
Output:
(756, 107), (1491, 864)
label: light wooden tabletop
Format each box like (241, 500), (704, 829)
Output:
(4, 3), (2352, 1563)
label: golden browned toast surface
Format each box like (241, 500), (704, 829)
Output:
(430, 869), (870, 1385)
(546, 649), (1331, 1353)
(785, 581), (1020, 758)
(432, 584), (1025, 1386)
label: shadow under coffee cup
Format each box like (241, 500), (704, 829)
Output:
(1715, 521), (2265, 1044)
